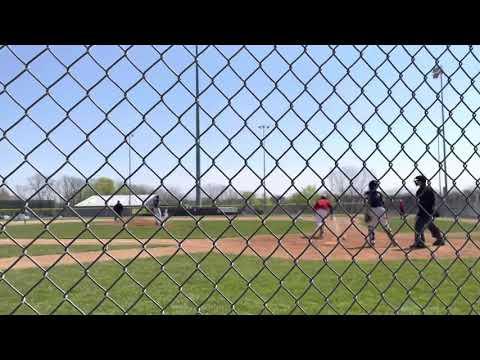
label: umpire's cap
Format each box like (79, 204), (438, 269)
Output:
(368, 180), (380, 189)
(414, 175), (428, 183)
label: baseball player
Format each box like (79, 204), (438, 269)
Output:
(399, 199), (405, 217)
(364, 180), (397, 248)
(145, 195), (165, 226)
(312, 196), (333, 239)
(409, 175), (445, 249)
(113, 200), (124, 222)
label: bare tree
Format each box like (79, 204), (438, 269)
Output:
(202, 183), (225, 204)
(14, 184), (31, 200)
(57, 175), (86, 204)
(130, 183), (156, 195)
(326, 168), (349, 196)
(218, 185), (241, 204)
(348, 166), (372, 196)
(27, 174), (57, 200)
(326, 166), (374, 198)
(200, 183), (241, 205)
(114, 180), (158, 196)
(0, 187), (12, 200)
(157, 186), (181, 205)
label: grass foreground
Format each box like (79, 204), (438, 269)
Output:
(1, 253), (479, 315)
(0, 243), (167, 259)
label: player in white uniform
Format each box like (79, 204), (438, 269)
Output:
(145, 195), (166, 226)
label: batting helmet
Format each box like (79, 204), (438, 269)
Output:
(414, 175), (428, 184)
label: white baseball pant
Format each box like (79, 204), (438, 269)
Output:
(152, 208), (164, 225)
(367, 207), (390, 229)
(314, 208), (329, 237)
(315, 209), (329, 227)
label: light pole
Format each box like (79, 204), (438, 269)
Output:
(433, 65), (448, 197)
(128, 134), (134, 207)
(258, 125), (270, 215)
(195, 45), (202, 209)
(437, 129), (442, 195)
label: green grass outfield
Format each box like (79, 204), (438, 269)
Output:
(1, 253), (479, 314)
(0, 219), (316, 240)
(2, 216), (480, 243)
(2, 217), (479, 241)
(0, 243), (167, 258)
(369, 217), (480, 234)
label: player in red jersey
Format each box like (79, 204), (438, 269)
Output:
(312, 196), (333, 239)
(399, 199), (405, 217)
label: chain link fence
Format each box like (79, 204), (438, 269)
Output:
(1, 45), (480, 314)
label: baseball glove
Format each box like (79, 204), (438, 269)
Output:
(364, 213), (372, 223)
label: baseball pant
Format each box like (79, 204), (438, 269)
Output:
(152, 208), (164, 225)
(314, 209), (329, 237)
(414, 215), (442, 246)
(367, 206), (393, 244)
(114, 210), (123, 221)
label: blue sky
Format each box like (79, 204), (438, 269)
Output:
(1, 45), (480, 199)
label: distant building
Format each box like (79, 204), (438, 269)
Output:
(75, 195), (152, 207)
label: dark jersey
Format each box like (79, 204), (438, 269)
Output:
(365, 190), (384, 208)
(113, 203), (124, 214)
(416, 186), (435, 217)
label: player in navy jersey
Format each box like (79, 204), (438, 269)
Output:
(364, 180), (397, 248)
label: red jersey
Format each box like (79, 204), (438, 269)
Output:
(314, 199), (332, 211)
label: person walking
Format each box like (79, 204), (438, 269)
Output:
(113, 200), (124, 222)
(145, 195), (164, 226)
(409, 175), (446, 249)
(364, 180), (397, 248)
(312, 195), (333, 239)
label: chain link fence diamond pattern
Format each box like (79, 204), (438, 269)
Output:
(1, 45), (480, 314)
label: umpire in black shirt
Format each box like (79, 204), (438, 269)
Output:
(113, 200), (124, 222)
(410, 175), (445, 249)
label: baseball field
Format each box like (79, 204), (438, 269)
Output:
(1, 215), (480, 314)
